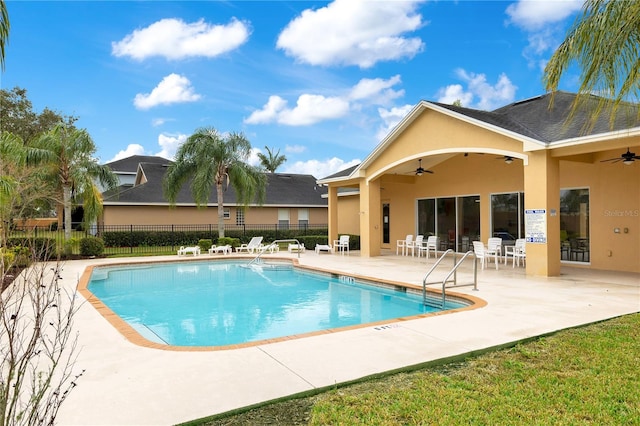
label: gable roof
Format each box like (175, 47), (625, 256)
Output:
(319, 91), (640, 182)
(105, 155), (172, 173)
(103, 162), (327, 207)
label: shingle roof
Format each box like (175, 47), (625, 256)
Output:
(436, 91), (640, 143)
(103, 161), (327, 206)
(105, 155), (172, 172)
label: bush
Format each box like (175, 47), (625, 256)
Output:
(217, 237), (240, 248)
(198, 239), (213, 251)
(6, 237), (57, 260)
(79, 237), (105, 257)
(1, 249), (16, 271)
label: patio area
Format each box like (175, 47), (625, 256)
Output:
(54, 251), (639, 425)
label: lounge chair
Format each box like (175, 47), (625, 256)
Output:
(208, 245), (232, 255)
(236, 236), (264, 253)
(333, 235), (350, 255)
(288, 243), (305, 253)
(315, 244), (333, 254)
(177, 246), (200, 256)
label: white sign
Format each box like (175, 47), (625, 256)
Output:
(525, 209), (547, 243)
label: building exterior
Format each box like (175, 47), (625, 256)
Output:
(318, 92), (640, 276)
(102, 158), (328, 227)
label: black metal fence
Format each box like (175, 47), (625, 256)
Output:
(10, 223), (330, 256)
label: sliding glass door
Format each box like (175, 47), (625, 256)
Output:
(417, 195), (480, 252)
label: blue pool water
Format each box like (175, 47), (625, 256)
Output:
(88, 261), (465, 347)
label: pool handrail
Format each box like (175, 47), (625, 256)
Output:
(422, 249), (478, 308)
(248, 238), (303, 265)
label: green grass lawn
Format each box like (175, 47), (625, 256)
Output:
(193, 313), (640, 425)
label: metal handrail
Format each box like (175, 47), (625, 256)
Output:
(248, 238), (302, 265)
(422, 249), (478, 308)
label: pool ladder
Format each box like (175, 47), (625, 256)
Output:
(422, 249), (478, 308)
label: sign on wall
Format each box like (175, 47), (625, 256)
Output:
(525, 209), (547, 243)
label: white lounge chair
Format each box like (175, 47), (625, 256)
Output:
(177, 246), (200, 256)
(208, 245), (232, 255)
(315, 244), (333, 254)
(288, 243), (305, 253)
(333, 235), (350, 255)
(236, 236), (264, 253)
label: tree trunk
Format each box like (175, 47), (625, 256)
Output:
(216, 183), (225, 238)
(63, 185), (72, 241)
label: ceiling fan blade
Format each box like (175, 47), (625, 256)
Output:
(424, 169), (434, 174)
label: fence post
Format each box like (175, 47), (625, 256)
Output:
(130, 224), (133, 254)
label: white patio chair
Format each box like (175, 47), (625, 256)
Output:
(473, 241), (498, 270)
(422, 236), (439, 259)
(486, 237), (502, 267)
(406, 235), (424, 257)
(512, 239), (526, 267)
(504, 238), (525, 266)
(333, 235), (350, 255)
(396, 234), (413, 256)
(236, 236), (264, 253)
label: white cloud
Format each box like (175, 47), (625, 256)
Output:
(246, 75), (404, 127)
(285, 144), (306, 154)
(276, 0), (425, 68)
(376, 104), (414, 141)
(349, 75), (404, 105)
(107, 144), (146, 163)
(283, 157), (361, 179)
(134, 74), (201, 110)
(436, 84), (475, 107)
(155, 132), (187, 160)
(112, 18), (250, 60)
(506, 0), (583, 31)
(245, 94), (349, 126)
(247, 147), (262, 167)
(436, 69), (517, 111)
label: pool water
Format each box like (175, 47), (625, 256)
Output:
(88, 261), (465, 347)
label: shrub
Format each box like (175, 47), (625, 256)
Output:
(6, 237), (57, 261)
(217, 237), (240, 248)
(1, 249), (16, 271)
(198, 239), (213, 251)
(80, 236), (105, 257)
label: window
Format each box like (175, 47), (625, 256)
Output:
(223, 208), (231, 220)
(298, 208), (309, 227)
(278, 208), (290, 229)
(491, 192), (525, 242)
(235, 209), (244, 226)
(560, 188), (590, 262)
(417, 196), (479, 252)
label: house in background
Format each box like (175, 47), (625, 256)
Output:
(101, 158), (328, 227)
(318, 91), (640, 276)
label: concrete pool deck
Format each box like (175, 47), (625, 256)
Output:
(53, 252), (639, 425)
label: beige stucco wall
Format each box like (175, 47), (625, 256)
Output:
(102, 205), (328, 227)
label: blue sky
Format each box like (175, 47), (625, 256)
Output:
(2, 0), (584, 177)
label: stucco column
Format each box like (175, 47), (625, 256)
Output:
(328, 186), (339, 246)
(359, 179), (381, 257)
(524, 150), (561, 276)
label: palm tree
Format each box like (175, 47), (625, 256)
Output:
(0, 0), (9, 70)
(163, 127), (266, 238)
(257, 146), (287, 173)
(33, 124), (118, 241)
(544, 0), (640, 121)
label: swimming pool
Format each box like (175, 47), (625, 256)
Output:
(86, 260), (468, 348)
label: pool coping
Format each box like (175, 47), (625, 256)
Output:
(77, 256), (487, 351)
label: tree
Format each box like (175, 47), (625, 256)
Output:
(163, 127), (266, 238)
(0, 0), (8, 70)
(0, 87), (76, 144)
(544, 0), (640, 121)
(32, 124), (118, 241)
(257, 146), (287, 173)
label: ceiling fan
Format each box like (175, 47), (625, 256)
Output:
(495, 155), (514, 164)
(600, 148), (640, 165)
(414, 159), (434, 176)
